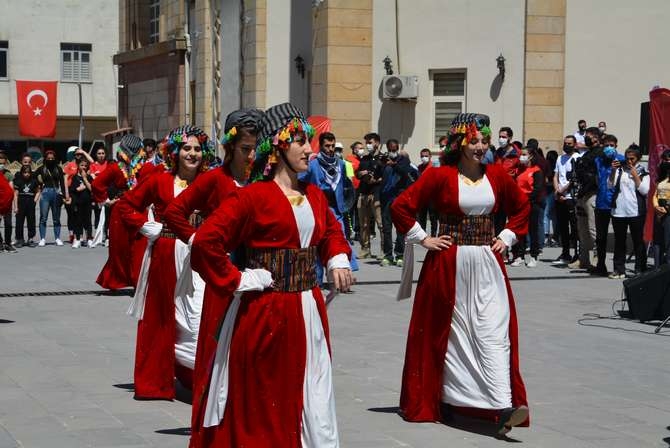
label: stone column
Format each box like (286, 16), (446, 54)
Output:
(524, 0), (566, 152)
(311, 0), (372, 147)
(194, 0), (213, 134)
(241, 0), (267, 109)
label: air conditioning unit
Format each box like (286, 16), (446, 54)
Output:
(382, 75), (419, 100)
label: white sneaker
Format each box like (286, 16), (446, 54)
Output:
(104, 239), (109, 247)
(527, 257), (538, 268)
(71, 239), (81, 249)
(38, 238), (46, 247)
(510, 257), (524, 267)
(55, 238), (64, 246)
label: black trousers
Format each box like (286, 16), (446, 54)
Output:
(418, 207), (438, 237)
(382, 197), (404, 260)
(555, 198), (577, 258)
(72, 201), (92, 239)
(513, 200), (544, 259)
(612, 215), (646, 275)
(594, 209), (611, 269)
(15, 195), (36, 242)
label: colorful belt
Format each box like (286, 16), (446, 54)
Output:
(438, 214), (495, 246)
(246, 247), (318, 292)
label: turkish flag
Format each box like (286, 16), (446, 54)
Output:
(16, 80), (58, 138)
(308, 115), (331, 154)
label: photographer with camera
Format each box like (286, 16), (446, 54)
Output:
(652, 149), (670, 267)
(356, 133), (385, 259)
(569, 127), (603, 270)
(552, 136), (580, 265)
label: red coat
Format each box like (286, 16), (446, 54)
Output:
(189, 180), (351, 448)
(391, 164), (530, 425)
(116, 171), (194, 399)
(0, 176), (13, 215)
(92, 163), (153, 290)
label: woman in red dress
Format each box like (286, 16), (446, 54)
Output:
(188, 103), (354, 448)
(92, 134), (148, 289)
(391, 113), (530, 436)
(117, 125), (214, 400)
(162, 108), (262, 425)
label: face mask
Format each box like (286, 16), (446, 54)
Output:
(519, 155), (529, 164)
(499, 138), (508, 148)
(603, 146), (616, 159)
(661, 161), (670, 171)
(365, 143), (374, 151)
(46, 159), (56, 166)
(356, 149), (366, 157)
(579, 126), (586, 132)
(335, 151), (343, 159)
(584, 136), (594, 147)
(563, 145), (574, 153)
(598, 126), (606, 133)
(388, 151), (398, 160)
(420, 156), (430, 164)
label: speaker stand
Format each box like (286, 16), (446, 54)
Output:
(654, 314), (670, 334)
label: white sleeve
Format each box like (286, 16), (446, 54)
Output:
(327, 253), (350, 271)
(404, 221), (428, 244)
(637, 174), (650, 196)
(498, 228), (517, 247)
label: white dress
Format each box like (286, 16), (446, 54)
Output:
(441, 175), (513, 409)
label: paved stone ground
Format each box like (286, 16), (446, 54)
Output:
(1, 240), (670, 447)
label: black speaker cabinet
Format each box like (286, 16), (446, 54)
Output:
(623, 265), (670, 322)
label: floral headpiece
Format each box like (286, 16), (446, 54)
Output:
(118, 148), (147, 190)
(251, 103), (313, 182)
(446, 113), (492, 152)
(159, 125), (215, 173)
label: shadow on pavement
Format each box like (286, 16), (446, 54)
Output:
(155, 427), (191, 436)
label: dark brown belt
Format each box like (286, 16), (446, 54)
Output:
(438, 214), (495, 246)
(246, 247), (318, 292)
(159, 222), (177, 239)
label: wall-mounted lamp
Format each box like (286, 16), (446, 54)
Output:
(294, 55), (305, 79)
(496, 53), (506, 81)
(383, 56), (394, 75)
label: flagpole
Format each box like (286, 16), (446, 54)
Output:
(78, 82), (83, 149)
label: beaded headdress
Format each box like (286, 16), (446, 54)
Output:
(446, 113), (492, 152)
(159, 125), (214, 173)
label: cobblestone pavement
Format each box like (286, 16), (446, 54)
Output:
(1, 242), (669, 447)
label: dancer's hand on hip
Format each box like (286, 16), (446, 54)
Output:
(421, 235), (452, 251)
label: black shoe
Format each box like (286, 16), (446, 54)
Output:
(588, 265), (609, 277)
(497, 406), (529, 436)
(27, 240), (37, 248)
(551, 255), (569, 265)
(14, 240), (24, 248)
(4, 244), (17, 253)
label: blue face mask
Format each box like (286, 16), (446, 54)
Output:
(603, 146), (617, 159)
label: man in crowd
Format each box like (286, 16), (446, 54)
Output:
(417, 147), (438, 236)
(346, 141), (363, 241)
(598, 121), (607, 135)
(592, 134), (625, 276)
(356, 132), (384, 259)
(574, 119), (587, 147)
(143, 138), (160, 165)
(553, 135), (580, 265)
(569, 127), (603, 270)
(493, 126), (520, 235)
(379, 139), (417, 267)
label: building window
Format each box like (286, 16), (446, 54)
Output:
(0, 41), (7, 79)
(149, 0), (160, 44)
(61, 43), (92, 82)
(431, 71), (466, 146)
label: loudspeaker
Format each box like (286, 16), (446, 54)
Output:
(623, 264), (670, 322)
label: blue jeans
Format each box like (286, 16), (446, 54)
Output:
(542, 192), (557, 240)
(315, 207), (359, 287)
(39, 187), (62, 240)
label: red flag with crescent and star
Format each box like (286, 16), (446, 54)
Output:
(16, 80), (58, 138)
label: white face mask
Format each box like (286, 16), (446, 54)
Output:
(388, 151), (398, 160)
(420, 156), (430, 164)
(598, 126), (606, 133)
(499, 137), (508, 148)
(519, 155), (529, 164)
(356, 148), (366, 157)
(365, 143), (374, 151)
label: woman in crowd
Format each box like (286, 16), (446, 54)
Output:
(188, 103), (353, 447)
(118, 125), (213, 400)
(653, 149), (670, 266)
(0, 174), (12, 216)
(391, 113), (529, 436)
(511, 145), (545, 267)
(162, 108), (262, 423)
(81, 146), (110, 232)
(92, 134), (148, 289)
(544, 150), (559, 246)
(608, 144), (650, 279)
(35, 149), (66, 246)
(69, 158), (93, 248)
(13, 165), (40, 247)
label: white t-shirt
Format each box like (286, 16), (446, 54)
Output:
(554, 152), (580, 199)
(573, 131), (585, 145)
(609, 165), (650, 218)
